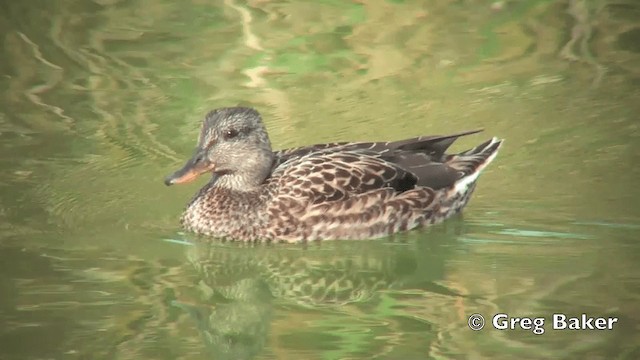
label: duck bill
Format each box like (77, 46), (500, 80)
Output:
(164, 151), (214, 186)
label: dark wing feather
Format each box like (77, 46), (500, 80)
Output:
(390, 129), (484, 157)
(272, 129), (483, 166)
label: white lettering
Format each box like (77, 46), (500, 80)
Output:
(492, 313), (508, 330)
(492, 314), (545, 334)
(553, 314), (567, 329)
(553, 314), (619, 330)
(532, 317), (545, 335)
(489, 314), (618, 334)
(569, 317), (580, 330)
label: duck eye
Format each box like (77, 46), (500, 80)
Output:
(224, 129), (239, 140)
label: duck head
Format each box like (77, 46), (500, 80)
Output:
(164, 107), (275, 190)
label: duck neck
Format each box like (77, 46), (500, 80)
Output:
(213, 150), (274, 192)
(214, 173), (266, 192)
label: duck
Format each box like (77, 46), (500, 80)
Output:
(164, 107), (503, 243)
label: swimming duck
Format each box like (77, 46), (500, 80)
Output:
(165, 107), (502, 243)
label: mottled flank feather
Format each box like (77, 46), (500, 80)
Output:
(165, 107), (503, 243)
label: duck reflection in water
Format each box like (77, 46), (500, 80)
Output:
(173, 229), (467, 359)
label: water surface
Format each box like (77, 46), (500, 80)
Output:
(1, 0), (639, 359)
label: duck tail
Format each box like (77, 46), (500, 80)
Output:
(449, 137), (504, 195)
(428, 137), (502, 220)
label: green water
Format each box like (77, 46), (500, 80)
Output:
(1, 0), (639, 359)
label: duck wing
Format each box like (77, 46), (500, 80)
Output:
(268, 129), (485, 198)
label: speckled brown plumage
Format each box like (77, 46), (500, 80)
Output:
(165, 107), (503, 243)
